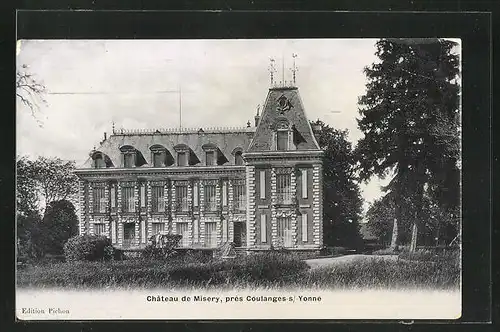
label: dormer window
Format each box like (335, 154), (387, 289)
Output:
(202, 143), (227, 166)
(206, 151), (215, 166)
(177, 151), (187, 166)
(94, 153), (106, 168)
(91, 151), (113, 169)
(277, 130), (289, 151)
(119, 145), (147, 168)
(150, 144), (173, 167)
(124, 153), (134, 168)
(272, 117), (294, 151)
(235, 151), (244, 165)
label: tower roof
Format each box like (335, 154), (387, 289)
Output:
(247, 86), (321, 152)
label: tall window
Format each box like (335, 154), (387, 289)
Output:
(176, 185), (188, 212)
(176, 223), (189, 247)
(277, 130), (288, 151)
(151, 186), (165, 212)
(92, 187), (106, 213)
(277, 173), (292, 204)
(177, 151), (187, 166)
(152, 222), (165, 235)
(122, 187), (135, 212)
(235, 151), (244, 165)
(206, 151), (215, 166)
(205, 222), (217, 248)
(234, 183), (246, 211)
(277, 216), (292, 247)
(94, 223), (106, 236)
(204, 185), (217, 211)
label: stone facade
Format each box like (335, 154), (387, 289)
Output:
(75, 85), (324, 252)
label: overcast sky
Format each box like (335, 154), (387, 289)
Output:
(16, 38), (459, 214)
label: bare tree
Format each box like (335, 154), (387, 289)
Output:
(16, 64), (47, 124)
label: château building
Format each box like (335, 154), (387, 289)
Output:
(74, 82), (324, 253)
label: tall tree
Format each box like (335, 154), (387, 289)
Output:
(312, 120), (364, 249)
(356, 38), (460, 251)
(42, 200), (79, 255)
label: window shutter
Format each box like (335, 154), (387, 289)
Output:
(193, 183), (199, 207)
(111, 220), (117, 243)
(222, 182), (228, 206)
(259, 170), (266, 199)
(302, 213), (308, 242)
(110, 186), (116, 208)
(222, 219), (228, 242)
(141, 219), (146, 243)
(301, 169), (308, 199)
(140, 185), (146, 208)
(260, 214), (267, 242)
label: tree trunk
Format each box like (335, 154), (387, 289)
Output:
(410, 222), (418, 252)
(390, 218), (398, 250)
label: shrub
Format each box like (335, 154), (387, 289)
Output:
(63, 235), (114, 262)
(141, 234), (182, 260)
(372, 247), (400, 255)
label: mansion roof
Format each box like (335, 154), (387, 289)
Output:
(79, 86), (323, 170)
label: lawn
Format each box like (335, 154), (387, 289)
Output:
(17, 250), (460, 290)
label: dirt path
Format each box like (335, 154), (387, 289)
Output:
(305, 254), (398, 269)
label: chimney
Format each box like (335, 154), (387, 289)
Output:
(254, 104), (261, 127)
(104, 132), (107, 140)
(254, 114), (260, 127)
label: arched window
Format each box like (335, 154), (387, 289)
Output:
(91, 151), (113, 168)
(120, 145), (147, 168)
(150, 144), (174, 167)
(235, 151), (244, 165)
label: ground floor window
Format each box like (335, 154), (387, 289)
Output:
(123, 223), (135, 247)
(277, 216), (293, 247)
(176, 223), (189, 247)
(233, 222), (246, 247)
(205, 222), (217, 248)
(93, 223), (106, 236)
(152, 222), (165, 235)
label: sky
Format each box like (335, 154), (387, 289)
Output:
(16, 38), (459, 215)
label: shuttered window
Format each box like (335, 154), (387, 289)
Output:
(234, 184), (246, 211)
(205, 185), (217, 211)
(205, 222), (217, 248)
(152, 223), (165, 235)
(124, 153), (134, 168)
(94, 223), (105, 236)
(152, 186), (165, 212)
(176, 185), (188, 212)
(176, 223), (189, 247)
(177, 152), (187, 166)
(93, 187), (106, 213)
(122, 187), (135, 212)
(277, 130), (288, 150)
(235, 151), (244, 165)
(277, 173), (292, 204)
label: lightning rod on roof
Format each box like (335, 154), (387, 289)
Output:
(268, 58), (276, 85)
(291, 53), (298, 85)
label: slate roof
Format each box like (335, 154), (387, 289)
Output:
(247, 87), (321, 152)
(80, 127), (255, 168)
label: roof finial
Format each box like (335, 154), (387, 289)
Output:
(247, 120), (251, 128)
(256, 104), (260, 116)
(112, 121), (115, 134)
(291, 53), (298, 86)
(268, 58), (276, 85)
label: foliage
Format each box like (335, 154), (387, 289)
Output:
(63, 235), (115, 262)
(311, 120), (364, 248)
(17, 251), (458, 290)
(42, 200), (79, 255)
(17, 252), (309, 289)
(16, 63), (47, 123)
(16, 211), (45, 260)
(141, 234), (182, 260)
(17, 156), (79, 214)
(355, 38), (461, 248)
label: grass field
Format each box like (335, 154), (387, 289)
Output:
(17, 250), (460, 290)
